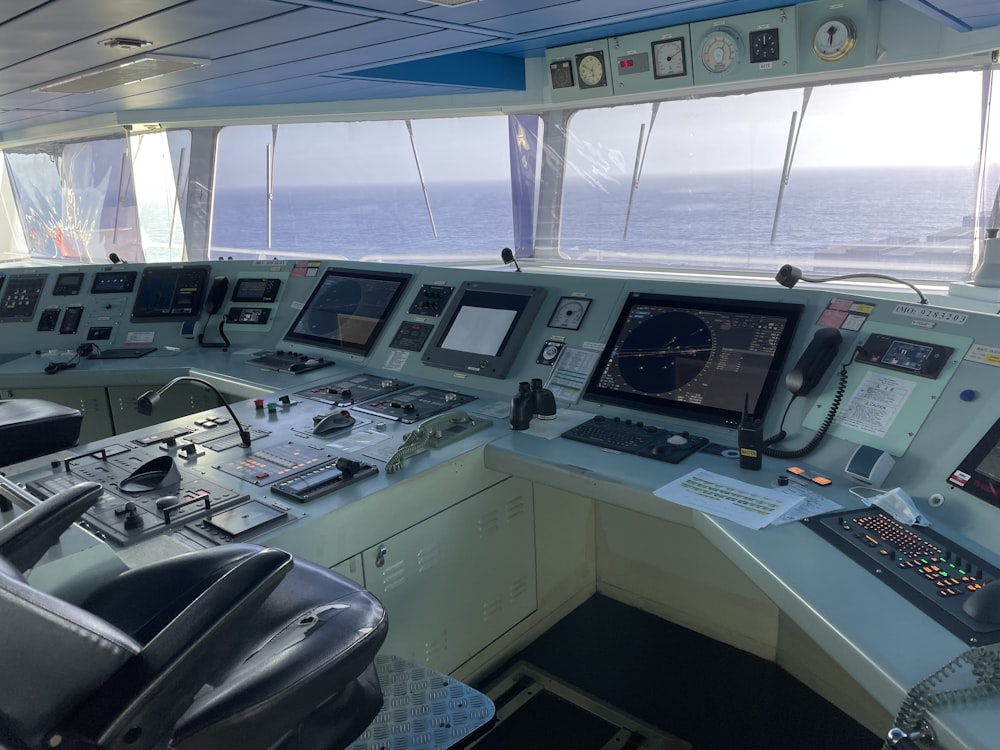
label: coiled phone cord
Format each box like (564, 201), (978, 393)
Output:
(385, 425), (430, 474)
(883, 646), (1000, 750)
(763, 362), (849, 460)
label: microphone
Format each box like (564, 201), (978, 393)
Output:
(501, 247), (522, 272)
(775, 264), (927, 304)
(137, 376), (252, 448)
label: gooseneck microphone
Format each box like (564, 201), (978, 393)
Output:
(501, 247), (522, 272)
(775, 264), (927, 304)
(137, 376), (252, 448)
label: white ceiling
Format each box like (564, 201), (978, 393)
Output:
(1, 0), (995, 135)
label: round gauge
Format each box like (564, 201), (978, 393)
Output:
(616, 311), (713, 394)
(813, 18), (857, 62)
(700, 27), (741, 75)
(575, 51), (607, 89)
(652, 38), (686, 79)
(548, 296), (593, 330)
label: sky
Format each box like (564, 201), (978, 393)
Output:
(213, 69), (989, 188)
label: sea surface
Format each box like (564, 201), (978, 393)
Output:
(209, 166), (987, 278)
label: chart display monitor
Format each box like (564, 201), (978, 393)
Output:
(584, 293), (802, 426)
(283, 267), (411, 356)
(131, 265), (211, 321)
(422, 281), (547, 379)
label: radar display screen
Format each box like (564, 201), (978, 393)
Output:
(584, 293), (802, 426)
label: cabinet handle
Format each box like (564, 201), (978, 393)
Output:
(375, 545), (387, 568)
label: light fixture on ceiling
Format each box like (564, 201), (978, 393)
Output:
(98, 37), (153, 50)
(417, 0), (480, 6)
(32, 54), (209, 95)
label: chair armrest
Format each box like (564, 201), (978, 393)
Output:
(67, 546), (294, 750)
(0, 481), (102, 572)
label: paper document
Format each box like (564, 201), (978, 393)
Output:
(654, 469), (806, 530)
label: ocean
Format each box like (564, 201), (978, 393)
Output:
(210, 166), (985, 278)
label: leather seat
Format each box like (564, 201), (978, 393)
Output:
(0, 398), (83, 467)
(0, 481), (388, 750)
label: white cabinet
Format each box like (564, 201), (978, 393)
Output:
(363, 477), (535, 673)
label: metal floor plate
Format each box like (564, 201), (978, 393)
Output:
(349, 654), (496, 750)
(468, 661), (691, 750)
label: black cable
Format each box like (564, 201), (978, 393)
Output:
(764, 363), (849, 459)
(197, 313), (231, 350)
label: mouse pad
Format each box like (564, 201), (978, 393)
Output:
(91, 347), (157, 359)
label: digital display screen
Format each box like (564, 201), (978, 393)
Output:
(92, 270), (137, 294)
(131, 266), (211, 321)
(583, 293), (802, 426)
(949, 416), (1000, 510)
(232, 277), (281, 303)
(283, 267), (411, 356)
(422, 281), (547, 379)
(0, 274), (47, 323)
(53, 272), (85, 296)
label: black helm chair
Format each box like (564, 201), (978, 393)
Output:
(0, 481), (388, 750)
(0, 398), (83, 467)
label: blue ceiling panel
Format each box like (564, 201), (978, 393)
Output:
(343, 50), (525, 90)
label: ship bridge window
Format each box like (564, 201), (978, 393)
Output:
(3, 130), (190, 266)
(553, 69), (990, 282)
(211, 117), (519, 263)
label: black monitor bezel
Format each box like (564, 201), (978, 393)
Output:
(130, 265), (211, 321)
(422, 280), (547, 379)
(583, 292), (803, 427)
(282, 267), (412, 357)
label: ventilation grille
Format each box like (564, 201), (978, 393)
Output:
(34, 55), (208, 94)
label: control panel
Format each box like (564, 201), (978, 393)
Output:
(805, 508), (1000, 644)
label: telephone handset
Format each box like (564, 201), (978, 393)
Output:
(205, 276), (230, 315)
(198, 276), (232, 348)
(765, 327), (848, 459)
(385, 411), (472, 474)
(385, 411), (476, 473)
(785, 327), (842, 396)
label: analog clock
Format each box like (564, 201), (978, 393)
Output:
(812, 18), (857, 62)
(700, 27), (741, 75)
(575, 51), (607, 89)
(652, 38), (686, 79)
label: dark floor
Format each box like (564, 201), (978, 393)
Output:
(485, 594), (882, 750)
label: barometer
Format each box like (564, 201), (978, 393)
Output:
(812, 18), (857, 62)
(699, 26), (741, 74)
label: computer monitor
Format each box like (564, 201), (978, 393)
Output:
(131, 265), (211, 321)
(422, 280), (547, 379)
(283, 267), (411, 356)
(584, 292), (802, 427)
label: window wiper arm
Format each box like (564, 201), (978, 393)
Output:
(771, 87), (812, 244)
(624, 102), (659, 240)
(407, 120), (437, 237)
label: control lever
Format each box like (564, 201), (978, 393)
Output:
(887, 723), (934, 748)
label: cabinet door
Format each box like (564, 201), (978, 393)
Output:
(2, 387), (113, 444)
(363, 477), (535, 673)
